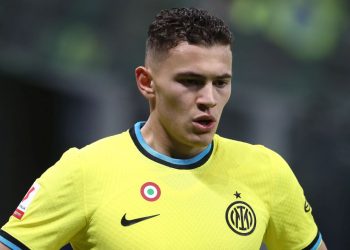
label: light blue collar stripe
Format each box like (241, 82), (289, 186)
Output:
(135, 121), (212, 165)
(310, 233), (322, 250)
(0, 236), (22, 250)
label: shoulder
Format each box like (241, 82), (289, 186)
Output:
(79, 130), (130, 156)
(71, 129), (133, 179)
(49, 130), (130, 170)
(213, 134), (294, 180)
(50, 129), (132, 186)
(214, 134), (283, 165)
(214, 134), (272, 157)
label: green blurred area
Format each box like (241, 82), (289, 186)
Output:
(231, 0), (347, 60)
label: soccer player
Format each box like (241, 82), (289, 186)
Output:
(0, 7), (327, 250)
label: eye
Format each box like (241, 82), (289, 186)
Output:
(178, 78), (204, 86)
(214, 79), (230, 88)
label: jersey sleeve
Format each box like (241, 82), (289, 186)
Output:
(262, 148), (322, 250)
(0, 148), (87, 250)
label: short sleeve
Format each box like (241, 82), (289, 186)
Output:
(0, 148), (87, 250)
(262, 148), (322, 250)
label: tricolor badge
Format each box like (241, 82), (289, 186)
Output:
(140, 182), (161, 202)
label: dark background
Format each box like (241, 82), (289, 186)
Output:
(1, 0), (349, 249)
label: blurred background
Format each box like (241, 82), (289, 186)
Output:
(0, 0), (349, 249)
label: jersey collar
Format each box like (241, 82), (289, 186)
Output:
(129, 121), (213, 169)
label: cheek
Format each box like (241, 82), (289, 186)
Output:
(219, 88), (231, 107)
(159, 97), (189, 117)
(157, 87), (191, 112)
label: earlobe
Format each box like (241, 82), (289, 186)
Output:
(135, 66), (154, 97)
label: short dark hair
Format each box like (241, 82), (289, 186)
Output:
(146, 7), (233, 54)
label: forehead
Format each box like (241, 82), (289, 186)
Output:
(153, 43), (232, 77)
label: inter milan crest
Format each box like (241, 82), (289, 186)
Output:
(140, 182), (161, 202)
(225, 191), (256, 236)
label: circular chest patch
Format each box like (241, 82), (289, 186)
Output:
(140, 182), (161, 201)
(225, 201), (256, 236)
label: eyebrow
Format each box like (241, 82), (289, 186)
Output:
(175, 72), (232, 79)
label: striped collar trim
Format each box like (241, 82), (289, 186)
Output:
(129, 121), (213, 169)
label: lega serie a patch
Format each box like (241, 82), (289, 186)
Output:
(13, 183), (40, 220)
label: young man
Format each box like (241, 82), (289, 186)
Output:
(0, 8), (326, 250)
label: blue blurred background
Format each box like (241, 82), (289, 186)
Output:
(0, 0), (349, 249)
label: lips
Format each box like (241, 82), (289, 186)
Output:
(193, 115), (216, 132)
(193, 114), (216, 123)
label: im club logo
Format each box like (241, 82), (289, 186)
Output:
(225, 191), (256, 236)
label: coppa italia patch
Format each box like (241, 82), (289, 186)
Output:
(140, 182), (161, 202)
(13, 182), (41, 220)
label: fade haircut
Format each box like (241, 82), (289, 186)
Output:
(146, 7), (233, 60)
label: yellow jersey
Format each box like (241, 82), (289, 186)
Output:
(0, 122), (322, 249)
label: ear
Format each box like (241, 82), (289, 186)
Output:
(135, 66), (154, 99)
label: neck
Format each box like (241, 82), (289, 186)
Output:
(140, 119), (208, 159)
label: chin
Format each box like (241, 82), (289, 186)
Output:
(189, 134), (214, 148)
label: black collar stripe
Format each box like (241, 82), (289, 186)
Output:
(129, 126), (213, 169)
(0, 230), (30, 250)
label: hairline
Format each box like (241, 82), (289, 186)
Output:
(145, 41), (232, 67)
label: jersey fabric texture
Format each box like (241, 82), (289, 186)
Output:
(1, 122), (322, 250)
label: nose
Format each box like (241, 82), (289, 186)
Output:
(197, 83), (217, 110)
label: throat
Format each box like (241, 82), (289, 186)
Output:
(140, 122), (208, 159)
(148, 136), (206, 159)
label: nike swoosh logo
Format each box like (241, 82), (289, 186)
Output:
(121, 213), (160, 226)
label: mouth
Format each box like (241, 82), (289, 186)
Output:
(196, 120), (213, 126)
(193, 115), (216, 131)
